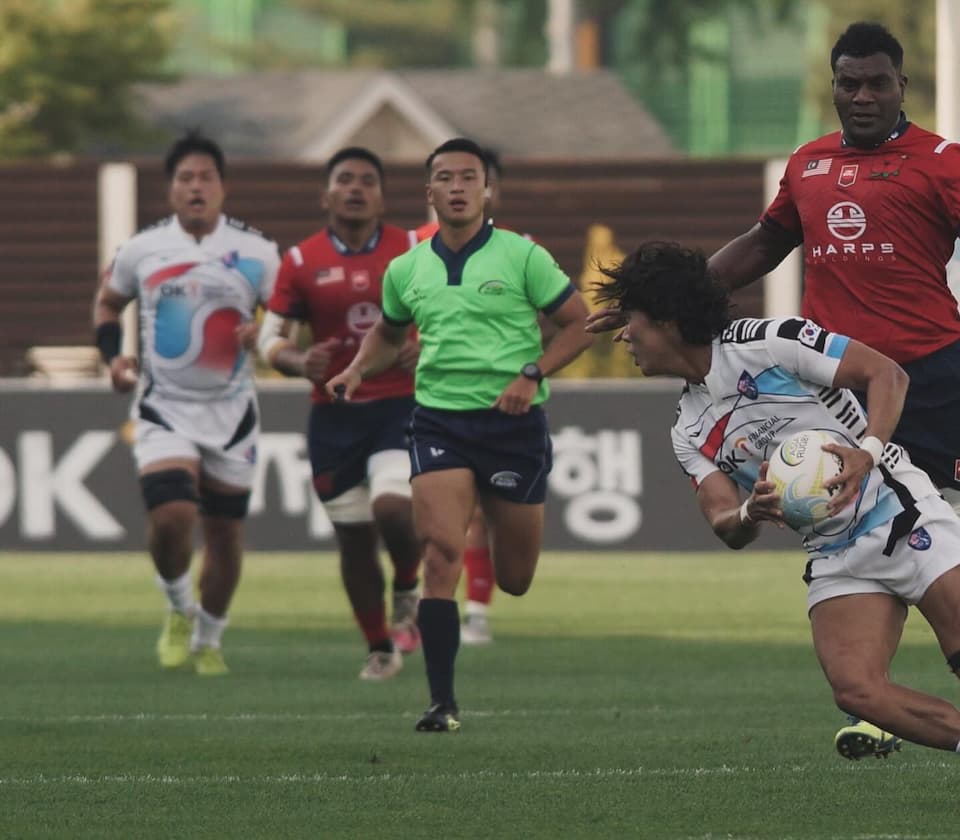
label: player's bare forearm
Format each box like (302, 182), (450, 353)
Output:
(832, 340), (907, 446)
(823, 339), (909, 510)
(347, 317), (407, 380)
(697, 471), (773, 550)
(539, 293), (594, 375)
(92, 286), (130, 328)
(708, 224), (794, 292)
(268, 343), (305, 378)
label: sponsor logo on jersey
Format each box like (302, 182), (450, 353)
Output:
(826, 201), (867, 240)
(490, 470), (521, 488)
(346, 301), (381, 334)
(747, 415), (792, 451)
(478, 279), (506, 295)
(869, 154), (908, 179)
(315, 267), (345, 285)
(350, 270), (371, 292)
(908, 526), (932, 551)
(837, 163), (859, 188)
(802, 158), (833, 178)
(811, 201), (895, 260)
(737, 370), (758, 399)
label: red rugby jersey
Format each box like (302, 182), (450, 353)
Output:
(268, 225), (417, 403)
(762, 120), (960, 363)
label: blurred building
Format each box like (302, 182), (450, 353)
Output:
(137, 68), (675, 161)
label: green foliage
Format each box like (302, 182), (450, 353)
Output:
(287, 0), (473, 67)
(0, 0), (176, 159)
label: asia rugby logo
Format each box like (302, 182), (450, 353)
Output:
(826, 202), (867, 240)
(908, 526), (932, 551)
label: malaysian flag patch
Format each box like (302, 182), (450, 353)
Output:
(802, 158), (833, 178)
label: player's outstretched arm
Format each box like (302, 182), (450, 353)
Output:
(708, 223), (795, 292)
(325, 316), (407, 401)
(822, 339), (909, 514)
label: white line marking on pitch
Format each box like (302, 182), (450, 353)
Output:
(0, 762), (955, 787)
(0, 707), (653, 724)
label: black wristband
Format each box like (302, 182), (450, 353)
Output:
(95, 322), (122, 363)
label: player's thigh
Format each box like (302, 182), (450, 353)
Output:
(136, 438), (201, 532)
(809, 593), (906, 688)
(479, 493), (543, 595)
(916, 565), (960, 664)
(411, 468), (477, 556)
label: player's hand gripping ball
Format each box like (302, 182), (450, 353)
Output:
(767, 429), (844, 529)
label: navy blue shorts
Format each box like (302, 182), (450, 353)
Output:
(408, 404), (553, 504)
(856, 339), (960, 489)
(307, 396), (415, 501)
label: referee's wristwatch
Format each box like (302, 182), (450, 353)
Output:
(520, 362), (544, 384)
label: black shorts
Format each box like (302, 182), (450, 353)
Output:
(307, 395), (415, 501)
(858, 339), (960, 489)
(408, 404), (553, 504)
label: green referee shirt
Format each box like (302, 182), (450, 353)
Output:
(382, 224), (575, 410)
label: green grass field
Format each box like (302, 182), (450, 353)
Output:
(1, 552), (957, 840)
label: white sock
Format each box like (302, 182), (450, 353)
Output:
(156, 571), (195, 615)
(465, 600), (488, 617)
(191, 607), (228, 651)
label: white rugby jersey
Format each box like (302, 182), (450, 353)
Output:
(108, 214), (279, 402)
(672, 317), (938, 555)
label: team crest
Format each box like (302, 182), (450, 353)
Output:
(737, 371), (758, 400)
(221, 250), (239, 268)
(837, 164), (859, 188)
(351, 270), (371, 291)
(908, 527), (932, 551)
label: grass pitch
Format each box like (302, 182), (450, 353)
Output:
(0, 552), (957, 840)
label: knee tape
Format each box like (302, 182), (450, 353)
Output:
(323, 484), (372, 524)
(199, 487), (250, 520)
(140, 469), (199, 511)
(368, 449), (412, 502)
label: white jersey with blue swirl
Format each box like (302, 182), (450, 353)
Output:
(671, 317), (938, 555)
(108, 215), (280, 402)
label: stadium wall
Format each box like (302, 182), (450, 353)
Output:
(0, 379), (798, 554)
(0, 159), (767, 376)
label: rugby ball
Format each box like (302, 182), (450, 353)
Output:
(767, 430), (844, 529)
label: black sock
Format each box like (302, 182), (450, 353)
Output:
(417, 598), (460, 709)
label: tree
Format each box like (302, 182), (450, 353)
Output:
(0, 0), (176, 159)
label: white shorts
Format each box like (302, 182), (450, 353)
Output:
(132, 394), (259, 489)
(323, 449), (411, 524)
(806, 494), (960, 611)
